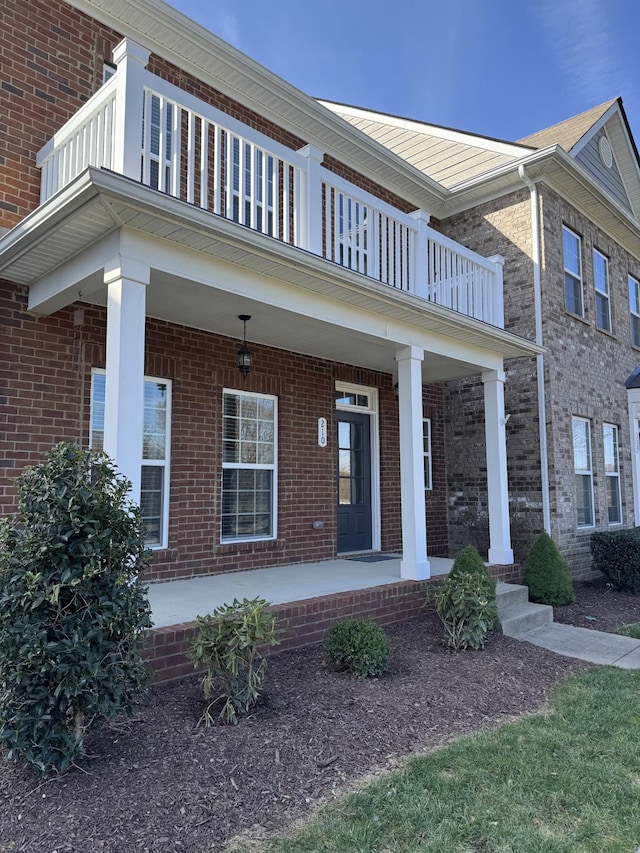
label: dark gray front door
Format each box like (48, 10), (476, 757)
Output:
(337, 411), (372, 552)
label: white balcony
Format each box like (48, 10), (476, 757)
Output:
(36, 39), (505, 329)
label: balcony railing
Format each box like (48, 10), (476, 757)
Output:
(36, 39), (505, 329)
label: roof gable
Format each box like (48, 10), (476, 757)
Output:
(519, 99), (640, 221)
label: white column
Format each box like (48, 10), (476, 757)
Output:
(112, 38), (150, 180)
(297, 144), (324, 256)
(397, 345), (430, 580)
(103, 257), (149, 504)
(482, 369), (514, 565)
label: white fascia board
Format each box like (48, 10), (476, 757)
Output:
(117, 227), (514, 371)
(569, 101), (620, 157)
(320, 101), (531, 160)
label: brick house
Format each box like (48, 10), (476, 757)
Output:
(328, 98), (640, 577)
(1, 0), (542, 599)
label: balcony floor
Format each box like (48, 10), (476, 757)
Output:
(147, 556), (453, 628)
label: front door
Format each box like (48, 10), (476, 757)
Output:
(337, 411), (372, 552)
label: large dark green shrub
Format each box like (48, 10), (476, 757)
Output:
(0, 443), (152, 776)
(324, 618), (390, 678)
(522, 532), (574, 606)
(447, 545), (499, 630)
(591, 528), (640, 594)
(188, 597), (278, 726)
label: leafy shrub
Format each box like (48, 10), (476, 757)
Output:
(429, 572), (495, 651)
(324, 618), (390, 678)
(591, 529), (640, 595)
(447, 545), (499, 630)
(522, 531), (574, 606)
(188, 597), (278, 726)
(0, 443), (152, 776)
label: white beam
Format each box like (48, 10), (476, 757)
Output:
(482, 369), (514, 565)
(397, 345), (430, 580)
(103, 256), (149, 503)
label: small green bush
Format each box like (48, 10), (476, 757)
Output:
(188, 597), (278, 726)
(324, 618), (390, 678)
(447, 545), (499, 630)
(0, 443), (152, 777)
(522, 532), (574, 606)
(591, 529), (640, 594)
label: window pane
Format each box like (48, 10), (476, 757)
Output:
(563, 228), (583, 315)
(221, 469), (273, 539)
(141, 466), (164, 545)
(572, 419), (590, 471)
(606, 478), (622, 524)
(575, 474), (593, 527)
(143, 382), (167, 460)
(603, 424), (618, 472)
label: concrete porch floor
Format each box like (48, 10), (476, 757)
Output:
(148, 556), (453, 628)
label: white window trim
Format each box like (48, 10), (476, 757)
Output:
(423, 417), (432, 491)
(603, 422), (623, 526)
(572, 416), (595, 529)
(221, 388), (278, 544)
(90, 368), (171, 550)
(629, 275), (640, 347)
(593, 248), (611, 332)
(335, 381), (380, 552)
(563, 225), (584, 317)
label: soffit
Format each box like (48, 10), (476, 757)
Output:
(0, 167), (540, 368)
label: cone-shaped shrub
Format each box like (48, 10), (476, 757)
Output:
(448, 544), (500, 630)
(522, 531), (575, 606)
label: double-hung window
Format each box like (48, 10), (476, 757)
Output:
(563, 226), (583, 316)
(593, 249), (611, 332)
(423, 418), (432, 491)
(221, 390), (277, 542)
(603, 423), (622, 525)
(572, 416), (594, 528)
(629, 275), (640, 347)
(90, 371), (171, 548)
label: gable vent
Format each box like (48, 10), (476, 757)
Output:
(599, 135), (613, 169)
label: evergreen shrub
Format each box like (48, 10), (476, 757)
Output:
(324, 618), (390, 678)
(591, 529), (640, 594)
(522, 531), (575, 606)
(0, 443), (152, 776)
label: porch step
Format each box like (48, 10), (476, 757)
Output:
(496, 582), (554, 637)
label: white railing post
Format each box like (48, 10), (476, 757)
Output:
(487, 255), (505, 328)
(297, 144), (324, 255)
(409, 209), (430, 299)
(111, 39), (150, 181)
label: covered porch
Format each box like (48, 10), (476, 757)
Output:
(148, 554), (454, 628)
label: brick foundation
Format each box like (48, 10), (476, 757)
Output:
(144, 578), (432, 684)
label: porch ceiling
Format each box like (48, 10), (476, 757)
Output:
(0, 168), (542, 382)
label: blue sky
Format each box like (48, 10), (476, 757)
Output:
(169, 0), (640, 145)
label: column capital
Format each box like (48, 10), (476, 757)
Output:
(104, 255), (150, 287)
(396, 344), (424, 364)
(482, 368), (506, 385)
(409, 208), (431, 226)
(297, 143), (324, 164)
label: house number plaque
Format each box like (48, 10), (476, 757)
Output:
(318, 417), (328, 447)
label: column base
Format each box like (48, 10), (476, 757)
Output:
(400, 559), (431, 581)
(488, 548), (514, 566)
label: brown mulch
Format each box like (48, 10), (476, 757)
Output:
(1, 581), (638, 853)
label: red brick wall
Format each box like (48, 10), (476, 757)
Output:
(144, 579), (431, 684)
(1, 282), (451, 580)
(0, 0), (415, 232)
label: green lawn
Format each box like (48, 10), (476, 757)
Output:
(250, 668), (640, 853)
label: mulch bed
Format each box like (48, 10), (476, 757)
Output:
(1, 580), (637, 853)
